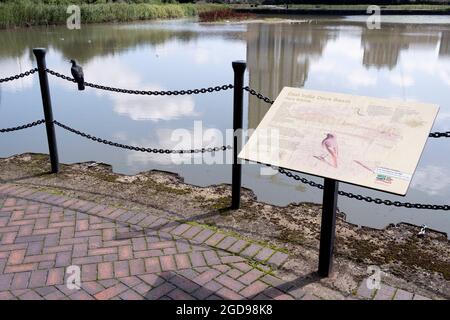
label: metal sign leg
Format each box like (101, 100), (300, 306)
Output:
(318, 178), (339, 277)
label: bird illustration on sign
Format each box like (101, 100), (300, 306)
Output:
(314, 133), (339, 168)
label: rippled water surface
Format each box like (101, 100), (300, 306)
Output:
(1, 17), (449, 236)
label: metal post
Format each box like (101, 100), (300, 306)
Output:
(33, 48), (59, 173)
(231, 61), (246, 210)
(318, 178), (339, 277)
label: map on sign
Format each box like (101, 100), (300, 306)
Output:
(239, 87), (439, 195)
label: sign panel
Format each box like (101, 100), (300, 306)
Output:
(239, 87), (439, 195)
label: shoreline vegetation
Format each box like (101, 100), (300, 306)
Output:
(0, 1), (224, 29)
(1, 1), (449, 29)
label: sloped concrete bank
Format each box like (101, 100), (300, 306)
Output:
(0, 153), (448, 299)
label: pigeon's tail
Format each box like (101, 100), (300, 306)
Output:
(77, 81), (85, 91)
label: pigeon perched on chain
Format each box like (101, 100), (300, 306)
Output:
(70, 59), (85, 91)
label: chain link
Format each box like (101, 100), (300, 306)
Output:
(0, 119), (45, 133)
(429, 131), (450, 138)
(0, 68), (38, 83)
(243, 86), (274, 105)
(45, 69), (233, 96)
(53, 120), (231, 154)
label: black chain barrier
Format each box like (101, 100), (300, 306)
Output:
(0, 119), (45, 133)
(53, 120), (232, 154)
(271, 165), (449, 210)
(0, 68), (38, 83)
(46, 69), (233, 96)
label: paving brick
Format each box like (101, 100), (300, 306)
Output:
(72, 256), (102, 265)
(19, 290), (44, 300)
(203, 250), (221, 266)
(264, 287), (295, 300)
(82, 281), (104, 295)
(216, 236), (238, 250)
(160, 255), (176, 271)
(1, 232), (17, 244)
(205, 233), (226, 247)
(29, 270), (48, 288)
(4, 263), (37, 273)
(0, 291), (15, 300)
(119, 289), (144, 300)
(356, 280), (375, 299)
(168, 288), (195, 300)
(189, 252), (207, 267)
(220, 255), (246, 264)
(192, 229), (215, 243)
(98, 262), (114, 280)
(216, 287), (244, 300)
(7, 249), (26, 265)
(228, 240), (249, 254)
(23, 253), (56, 264)
(216, 274), (245, 292)
(81, 263), (97, 282)
(193, 269), (221, 286)
(69, 290), (95, 300)
(232, 262), (252, 273)
(181, 226), (202, 239)
(254, 247), (275, 262)
(119, 276), (142, 288)
(169, 276), (200, 293)
(413, 294), (431, 300)
(46, 268), (65, 286)
(267, 251), (289, 267)
(374, 284), (396, 300)
(118, 245), (133, 260)
(148, 241), (174, 250)
(394, 289), (414, 300)
(241, 244), (263, 258)
(132, 237), (147, 251)
(129, 259), (146, 276)
(174, 254), (191, 270)
(88, 247), (117, 256)
(227, 269), (243, 279)
(114, 261), (130, 278)
(145, 282), (175, 300)
(95, 283), (128, 300)
(135, 249), (163, 258)
(55, 252), (72, 267)
(238, 269), (264, 285)
(43, 245), (73, 254)
(145, 258), (161, 273)
(11, 272), (31, 290)
(240, 280), (269, 298)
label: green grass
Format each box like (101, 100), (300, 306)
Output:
(0, 1), (225, 29)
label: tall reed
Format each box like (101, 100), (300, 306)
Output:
(0, 2), (224, 29)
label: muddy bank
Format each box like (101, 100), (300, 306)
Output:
(0, 153), (449, 298)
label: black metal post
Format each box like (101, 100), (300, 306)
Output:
(231, 61), (246, 210)
(33, 48), (59, 173)
(318, 178), (339, 277)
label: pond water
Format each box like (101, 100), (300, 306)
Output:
(1, 16), (449, 237)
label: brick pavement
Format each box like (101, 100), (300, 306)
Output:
(0, 183), (432, 300)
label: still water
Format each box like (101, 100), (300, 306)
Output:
(1, 16), (449, 236)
